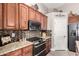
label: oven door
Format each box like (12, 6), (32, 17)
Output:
(33, 42), (46, 56)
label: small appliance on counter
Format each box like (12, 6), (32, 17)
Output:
(0, 34), (11, 46)
(41, 32), (47, 38)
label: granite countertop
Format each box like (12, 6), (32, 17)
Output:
(0, 41), (33, 55)
(41, 36), (51, 41)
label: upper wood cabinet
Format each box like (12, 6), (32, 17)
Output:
(35, 11), (41, 22)
(28, 7), (36, 21)
(0, 3), (47, 30)
(40, 14), (44, 30)
(43, 16), (47, 30)
(41, 14), (47, 30)
(68, 15), (78, 23)
(0, 4), (2, 29)
(3, 3), (19, 30)
(19, 4), (29, 30)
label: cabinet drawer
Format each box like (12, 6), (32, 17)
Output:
(5, 49), (22, 56)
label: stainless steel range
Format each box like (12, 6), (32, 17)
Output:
(26, 37), (46, 56)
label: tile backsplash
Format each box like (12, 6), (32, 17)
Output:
(21, 31), (41, 39)
(0, 30), (19, 42)
(0, 30), (41, 42)
(0, 30), (51, 43)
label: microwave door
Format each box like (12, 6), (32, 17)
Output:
(29, 20), (41, 30)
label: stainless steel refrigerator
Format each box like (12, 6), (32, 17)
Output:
(68, 23), (79, 52)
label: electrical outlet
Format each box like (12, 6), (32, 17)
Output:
(12, 33), (15, 37)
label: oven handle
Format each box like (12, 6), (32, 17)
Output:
(34, 42), (45, 48)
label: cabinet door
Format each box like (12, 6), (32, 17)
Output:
(19, 4), (28, 30)
(4, 3), (18, 30)
(44, 16), (47, 30)
(22, 45), (33, 56)
(41, 15), (47, 30)
(36, 11), (41, 22)
(48, 38), (51, 49)
(45, 38), (51, 54)
(29, 8), (35, 21)
(0, 4), (2, 29)
(45, 39), (49, 54)
(40, 15), (44, 30)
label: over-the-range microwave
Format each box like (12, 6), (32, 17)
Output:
(28, 20), (41, 30)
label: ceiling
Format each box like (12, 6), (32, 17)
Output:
(25, 3), (65, 14)
(25, 3), (79, 14)
(37, 3), (65, 13)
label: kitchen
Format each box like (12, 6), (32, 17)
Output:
(0, 3), (79, 56)
(0, 3), (51, 56)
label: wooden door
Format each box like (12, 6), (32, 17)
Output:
(29, 7), (35, 21)
(0, 4), (2, 29)
(3, 3), (18, 30)
(19, 4), (28, 30)
(36, 11), (41, 22)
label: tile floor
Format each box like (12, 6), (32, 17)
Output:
(46, 51), (76, 56)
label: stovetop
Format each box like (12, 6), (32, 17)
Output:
(26, 37), (43, 42)
(26, 37), (44, 45)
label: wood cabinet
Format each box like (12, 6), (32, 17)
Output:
(68, 15), (79, 23)
(29, 7), (36, 21)
(3, 44), (33, 56)
(35, 11), (41, 22)
(19, 4), (29, 30)
(45, 38), (51, 54)
(43, 16), (47, 30)
(3, 3), (19, 30)
(0, 4), (2, 29)
(41, 14), (47, 30)
(0, 3), (47, 30)
(2, 3), (29, 30)
(22, 45), (33, 56)
(5, 49), (22, 56)
(40, 14), (44, 30)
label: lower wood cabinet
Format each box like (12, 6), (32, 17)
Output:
(45, 38), (51, 54)
(3, 45), (33, 56)
(22, 45), (33, 56)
